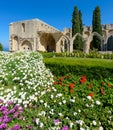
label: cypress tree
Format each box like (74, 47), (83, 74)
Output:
(92, 6), (102, 51)
(79, 10), (83, 50)
(72, 6), (81, 50)
(0, 43), (3, 51)
(79, 10), (83, 34)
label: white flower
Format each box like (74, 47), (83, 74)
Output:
(51, 95), (54, 99)
(40, 100), (44, 103)
(58, 113), (62, 116)
(56, 93), (62, 97)
(44, 102), (47, 107)
(70, 99), (75, 102)
(99, 126), (104, 130)
(40, 122), (44, 128)
(36, 118), (39, 125)
(62, 100), (66, 104)
(76, 120), (84, 126)
(73, 112), (77, 116)
(80, 128), (85, 130)
(59, 102), (62, 105)
(92, 120), (97, 126)
(78, 109), (81, 113)
(85, 104), (89, 107)
(96, 100), (101, 105)
(87, 96), (92, 100)
(70, 122), (74, 128)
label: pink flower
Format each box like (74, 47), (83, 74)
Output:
(54, 119), (60, 125)
(62, 126), (69, 130)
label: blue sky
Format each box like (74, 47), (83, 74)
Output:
(0, 0), (113, 49)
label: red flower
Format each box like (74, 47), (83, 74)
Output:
(70, 89), (74, 93)
(100, 87), (103, 91)
(108, 83), (111, 87)
(80, 76), (87, 84)
(69, 83), (74, 89)
(102, 82), (105, 85)
(101, 91), (105, 95)
(88, 84), (93, 89)
(88, 93), (93, 97)
(53, 81), (57, 85)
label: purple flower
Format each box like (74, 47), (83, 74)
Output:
(3, 115), (9, 123)
(7, 101), (13, 105)
(0, 99), (3, 103)
(19, 107), (24, 114)
(9, 108), (15, 114)
(28, 126), (33, 129)
(14, 105), (19, 110)
(0, 123), (7, 129)
(7, 128), (12, 130)
(33, 118), (36, 122)
(62, 126), (69, 130)
(0, 106), (7, 111)
(13, 112), (19, 118)
(13, 124), (20, 130)
(0, 117), (3, 122)
(54, 119), (60, 125)
(19, 116), (24, 120)
(3, 109), (8, 115)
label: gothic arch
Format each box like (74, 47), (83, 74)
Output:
(20, 40), (32, 51)
(70, 33), (84, 51)
(88, 32), (103, 48)
(106, 33), (113, 51)
(108, 30), (113, 33)
(83, 31), (90, 38)
(57, 35), (70, 52)
(13, 36), (18, 51)
(102, 30), (107, 37)
(71, 33), (83, 42)
(83, 32), (103, 53)
(40, 33), (56, 52)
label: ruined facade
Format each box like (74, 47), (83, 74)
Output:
(9, 19), (113, 53)
(9, 19), (70, 53)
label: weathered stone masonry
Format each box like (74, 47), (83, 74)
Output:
(9, 18), (113, 53)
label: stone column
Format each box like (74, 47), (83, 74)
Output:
(33, 37), (37, 51)
(70, 39), (73, 53)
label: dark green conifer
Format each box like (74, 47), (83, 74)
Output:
(72, 6), (83, 50)
(0, 43), (3, 51)
(92, 6), (102, 50)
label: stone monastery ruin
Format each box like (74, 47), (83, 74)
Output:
(9, 19), (113, 53)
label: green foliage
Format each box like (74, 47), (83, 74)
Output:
(0, 52), (113, 129)
(92, 6), (102, 51)
(79, 10), (83, 34)
(72, 6), (83, 50)
(0, 42), (3, 51)
(41, 51), (113, 60)
(44, 57), (113, 79)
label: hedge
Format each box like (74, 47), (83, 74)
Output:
(43, 58), (113, 80)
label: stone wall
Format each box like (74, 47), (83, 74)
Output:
(9, 18), (113, 53)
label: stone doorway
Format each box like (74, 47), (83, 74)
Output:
(20, 40), (32, 51)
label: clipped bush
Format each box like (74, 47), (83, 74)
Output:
(44, 58), (113, 79)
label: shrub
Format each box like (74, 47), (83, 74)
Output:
(44, 58), (113, 79)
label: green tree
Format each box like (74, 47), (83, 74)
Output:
(0, 43), (3, 51)
(79, 10), (83, 50)
(92, 6), (102, 51)
(79, 10), (83, 34)
(72, 6), (83, 50)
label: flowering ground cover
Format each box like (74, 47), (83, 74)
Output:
(0, 51), (113, 130)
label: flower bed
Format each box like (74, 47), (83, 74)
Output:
(0, 52), (113, 130)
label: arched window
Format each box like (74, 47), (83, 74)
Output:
(22, 23), (25, 32)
